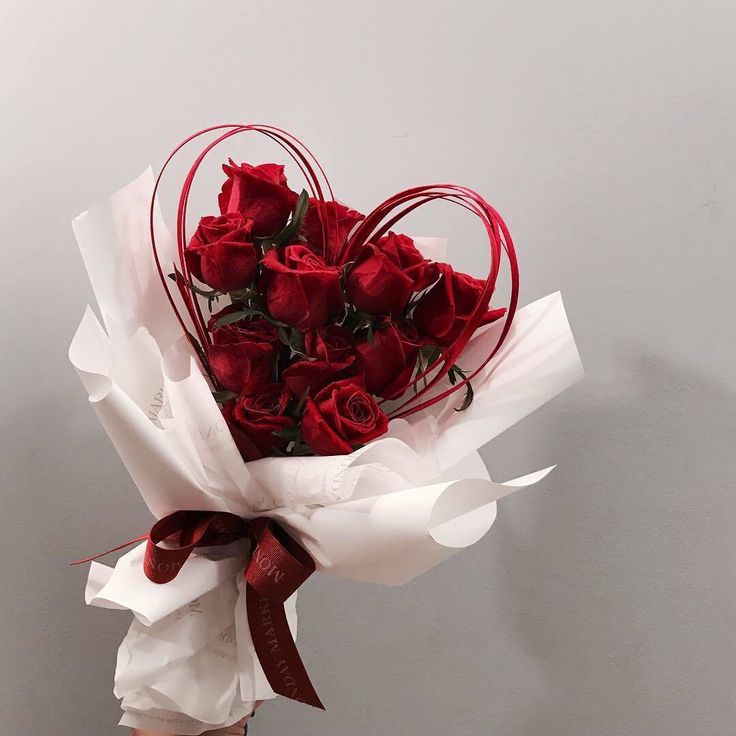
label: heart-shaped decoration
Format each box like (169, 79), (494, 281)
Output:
(150, 124), (519, 457)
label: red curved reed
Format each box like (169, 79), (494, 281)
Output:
(149, 126), (518, 419)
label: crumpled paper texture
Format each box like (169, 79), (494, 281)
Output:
(70, 170), (583, 733)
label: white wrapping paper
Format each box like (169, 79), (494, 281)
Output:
(70, 171), (583, 733)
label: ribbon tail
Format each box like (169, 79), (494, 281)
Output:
(70, 534), (148, 566)
(245, 583), (324, 709)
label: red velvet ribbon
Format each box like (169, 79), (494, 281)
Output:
(74, 511), (324, 709)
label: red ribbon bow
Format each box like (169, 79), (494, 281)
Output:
(74, 511), (324, 709)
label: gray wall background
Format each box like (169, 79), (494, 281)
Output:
(2, 1), (735, 734)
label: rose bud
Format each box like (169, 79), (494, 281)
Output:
(228, 384), (294, 460)
(353, 319), (420, 399)
(301, 377), (389, 455)
(345, 233), (434, 315)
(184, 213), (258, 293)
(218, 161), (298, 237)
(282, 325), (358, 397)
(261, 245), (343, 330)
(207, 312), (282, 393)
(301, 199), (364, 264)
(413, 263), (507, 346)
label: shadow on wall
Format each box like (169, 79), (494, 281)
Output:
(492, 347), (736, 736)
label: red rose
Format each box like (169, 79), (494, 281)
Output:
(301, 377), (389, 455)
(301, 199), (364, 264)
(354, 319), (419, 399)
(221, 399), (262, 461)
(261, 245), (343, 329)
(207, 313), (281, 393)
(304, 324), (354, 363)
(282, 325), (358, 397)
(184, 213), (257, 293)
(218, 161), (298, 237)
(345, 233), (435, 315)
(413, 264), (506, 346)
(227, 384), (294, 460)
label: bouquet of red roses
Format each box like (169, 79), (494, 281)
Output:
(178, 157), (507, 461)
(70, 124), (583, 734)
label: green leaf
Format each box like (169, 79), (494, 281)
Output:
(274, 190), (310, 246)
(206, 294), (222, 313)
(278, 326), (312, 359)
(214, 309), (259, 328)
(229, 287), (256, 302)
(415, 345), (441, 390)
(293, 387), (310, 416)
(289, 442), (314, 456)
(169, 272), (223, 299)
(420, 344), (442, 360)
(289, 328), (306, 354)
(404, 274), (443, 317)
(277, 326), (291, 347)
(339, 261), (355, 289)
(259, 238), (275, 255)
(419, 345), (442, 371)
(447, 363), (468, 386)
(190, 283), (221, 298)
(272, 426), (301, 441)
(454, 380), (474, 412)
(212, 390), (237, 404)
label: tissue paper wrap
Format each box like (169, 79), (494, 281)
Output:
(70, 170), (583, 733)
